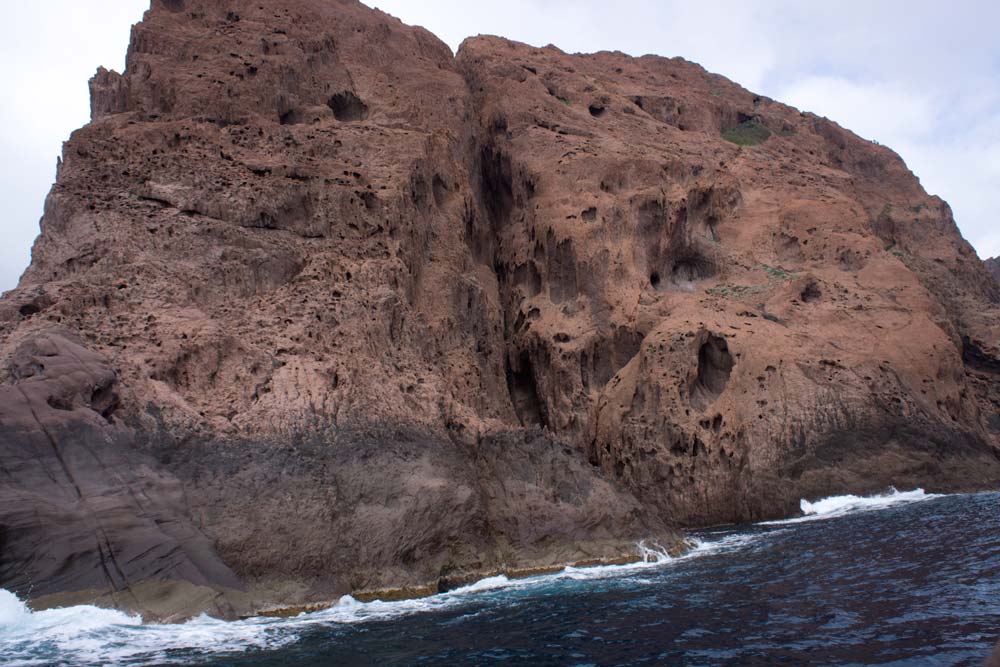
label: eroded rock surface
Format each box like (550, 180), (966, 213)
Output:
(2, 0), (999, 619)
(987, 257), (1000, 283)
(456, 36), (1000, 525)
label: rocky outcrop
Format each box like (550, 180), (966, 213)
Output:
(456, 37), (1000, 525)
(987, 257), (1000, 283)
(0, 332), (243, 620)
(2, 0), (999, 620)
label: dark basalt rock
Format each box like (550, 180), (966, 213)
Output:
(0, 333), (242, 620)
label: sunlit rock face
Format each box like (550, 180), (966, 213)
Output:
(1, 0), (998, 620)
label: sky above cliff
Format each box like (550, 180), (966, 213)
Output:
(1, 0), (997, 293)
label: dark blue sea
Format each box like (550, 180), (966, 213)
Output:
(2, 489), (998, 667)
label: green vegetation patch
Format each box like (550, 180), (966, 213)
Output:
(721, 120), (772, 147)
(762, 264), (793, 280)
(708, 284), (769, 298)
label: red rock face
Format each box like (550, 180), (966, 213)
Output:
(987, 257), (1000, 283)
(1, 0), (999, 619)
(457, 37), (1000, 525)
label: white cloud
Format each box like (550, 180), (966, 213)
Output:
(778, 77), (938, 146)
(375, 0), (780, 91)
(777, 74), (1000, 260)
(0, 1), (147, 294)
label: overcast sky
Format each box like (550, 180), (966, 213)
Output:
(2, 1), (997, 293)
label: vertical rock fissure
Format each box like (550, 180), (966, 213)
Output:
(475, 139), (548, 428)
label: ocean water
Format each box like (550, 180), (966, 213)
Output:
(2, 488), (999, 667)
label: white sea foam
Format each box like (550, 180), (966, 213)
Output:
(761, 487), (942, 526)
(0, 589), (295, 667)
(0, 488), (943, 665)
(686, 530), (782, 557)
(0, 539), (693, 666)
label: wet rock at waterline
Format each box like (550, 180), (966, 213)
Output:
(2, 0), (1000, 620)
(1, 491), (998, 665)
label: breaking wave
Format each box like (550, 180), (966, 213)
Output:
(0, 540), (694, 667)
(0, 588), (292, 667)
(761, 487), (941, 526)
(0, 488), (948, 666)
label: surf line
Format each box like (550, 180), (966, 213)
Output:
(251, 538), (693, 619)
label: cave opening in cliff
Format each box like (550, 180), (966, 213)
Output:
(328, 92), (369, 122)
(506, 351), (547, 428)
(279, 109), (303, 125)
(278, 109), (302, 125)
(18, 303), (40, 318)
(691, 334), (734, 410)
(650, 272), (662, 289)
(670, 251), (716, 285)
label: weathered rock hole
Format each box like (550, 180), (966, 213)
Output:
(358, 191), (378, 211)
(649, 272), (662, 289)
(691, 334), (734, 411)
(580, 328), (644, 391)
(712, 414), (724, 433)
(801, 282), (822, 303)
(671, 254), (716, 284)
(279, 109), (303, 125)
(19, 303), (40, 318)
(581, 207), (597, 222)
(506, 351), (547, 427)
(327, 92), (368, 122)
(838, 248), (867, 272)
(47, 396), (74, 411)
(588, 104), (606, 118)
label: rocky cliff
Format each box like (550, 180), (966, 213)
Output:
(2, 0), (999, 620)
(987, 257), (1000, 283)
